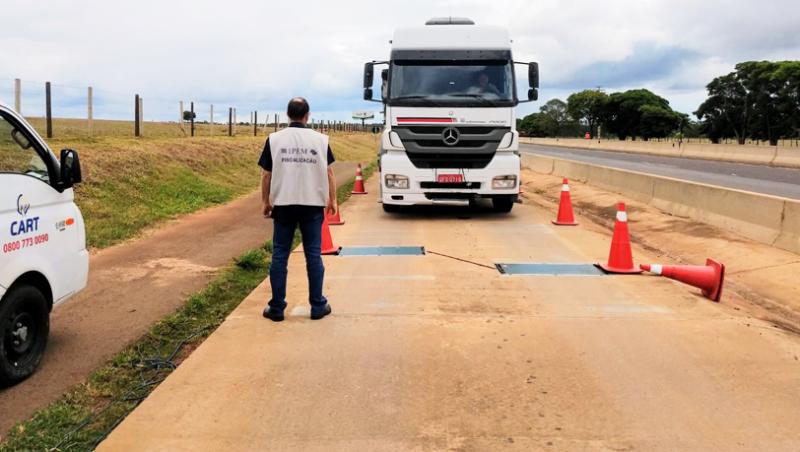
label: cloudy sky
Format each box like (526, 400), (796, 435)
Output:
(1, 0), (798, 122)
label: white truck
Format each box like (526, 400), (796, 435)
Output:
(0, 101), (88, 386)
(364, 17), (539, 213)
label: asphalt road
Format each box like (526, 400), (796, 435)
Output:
(520, 144), (800, 200)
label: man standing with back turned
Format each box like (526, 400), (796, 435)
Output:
(259, 97), (337, 322)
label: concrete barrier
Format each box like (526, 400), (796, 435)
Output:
(522, 153), (800, 255)
(521, 138), (799, 169)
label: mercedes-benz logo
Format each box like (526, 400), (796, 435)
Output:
(441, 127), (460, 146)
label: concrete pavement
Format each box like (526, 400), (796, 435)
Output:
(99, 177), (800, 451)
(521, 144), (800, 200)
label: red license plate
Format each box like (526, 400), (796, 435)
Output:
(437, 174), (464, 183)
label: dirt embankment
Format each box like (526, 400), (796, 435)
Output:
(521, 168), (800, 334)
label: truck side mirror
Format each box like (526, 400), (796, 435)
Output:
(364, 88), (374, 101)
(528, 88), (539, 102)
(59, 149), (82, 190)
(529, 62), (539, 89)
(363, 62), (374, 88)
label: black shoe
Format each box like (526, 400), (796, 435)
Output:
(310, 303), (332, 320)
(263, 306), (285, 322)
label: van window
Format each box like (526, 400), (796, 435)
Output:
(0, 114), (50, 183)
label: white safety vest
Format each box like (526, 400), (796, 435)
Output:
(268, 127), (330, 207)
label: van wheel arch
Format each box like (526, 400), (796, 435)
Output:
(6, 272), (53, 311)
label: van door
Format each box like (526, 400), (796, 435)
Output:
(0, 109), (79, 303)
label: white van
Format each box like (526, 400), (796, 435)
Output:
(0, 102), (88, 386)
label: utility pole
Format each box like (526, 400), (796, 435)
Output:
(87, 87), (93, 136)
(190, 101), (195, 137)
(14, 79), (21, 114)
(45, 82), (53, 138)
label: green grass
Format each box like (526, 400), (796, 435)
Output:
(37, 128), (379, 249)
(0, 169), (371, 451)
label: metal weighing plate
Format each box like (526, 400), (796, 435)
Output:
(338, 246), (426, 257)
(495, 263), (605, 276)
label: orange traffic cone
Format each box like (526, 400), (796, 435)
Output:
(552, 178), (578, 226)
(640, 258), (725, 302)
(326, 208), (344, 226)
(351, 164), (367, 194)
(320, 214), (340, 255)
(597, 202), (642, 274)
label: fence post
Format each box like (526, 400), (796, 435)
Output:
(179, 101), (185, 133)
(228, 107), (233, 136)
(45, 82), (53, 138)
(139, 96), (144, 136)
(254, 111), (258, 136)
(87, 86), (93, 136)
(210, 104), (214, 137)
(190, 101), (195, 137)
(134, 94), (140, 137)
(274, 114), (278, 132)
(14, 78), (21, 114)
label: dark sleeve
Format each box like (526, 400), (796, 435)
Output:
(327, 145), (335, 166)
(258, 138), (272, 171)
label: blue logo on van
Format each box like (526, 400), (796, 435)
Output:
(17, 194), (30, 216)
(11, 194), (39, 237)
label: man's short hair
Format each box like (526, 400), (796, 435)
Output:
(287, 97), (309, 121)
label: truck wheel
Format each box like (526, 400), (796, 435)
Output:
(382, 203), (401, 213)
(0, 285), (49, 387)
(492, 195), (516, 213)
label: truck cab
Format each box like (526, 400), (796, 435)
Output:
(0, 101), (87, 386)
(364, 17), (539, 213)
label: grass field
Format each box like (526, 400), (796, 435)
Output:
(29, 118), (379, 248)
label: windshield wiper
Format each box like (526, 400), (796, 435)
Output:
(447, 94), (500, 106)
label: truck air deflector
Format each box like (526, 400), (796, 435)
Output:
(495, 263), (605, 276)
(339, 246), (426, 257)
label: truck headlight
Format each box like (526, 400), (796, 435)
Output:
(492, 175), (517, 189)
(385, 174), (409, 189)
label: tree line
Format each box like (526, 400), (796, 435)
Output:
(518, 60), (800, 145)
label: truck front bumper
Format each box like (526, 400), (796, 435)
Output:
(380, 152), (520, 206)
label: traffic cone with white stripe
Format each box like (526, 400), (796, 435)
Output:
(552, 178), (578, 226)
(326, 208), (344, 226)
(320, 214), (340, 255)
(640, 259), (725, 302)
(597, 202), (642, 274)
(351, 164), (367, 194)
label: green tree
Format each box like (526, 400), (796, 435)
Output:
(604, 89), (681, 140)
(696, 61), (800, 145)
(539, 99), (571, 136)
(567, 89), (608, 138)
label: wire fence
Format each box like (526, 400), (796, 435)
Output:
(0, 77), (379, 140)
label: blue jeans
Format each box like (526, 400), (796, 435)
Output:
(268, 205), (327, 312)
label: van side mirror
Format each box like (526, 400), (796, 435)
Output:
(59, 149), (82, 190)
(529, 62), (539, 89)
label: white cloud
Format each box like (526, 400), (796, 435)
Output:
(1, 0), (797, 120)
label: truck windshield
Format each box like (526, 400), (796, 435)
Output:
(389, 61), (514, 106)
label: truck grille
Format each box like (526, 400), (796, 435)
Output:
(393, 125), (510, 169)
